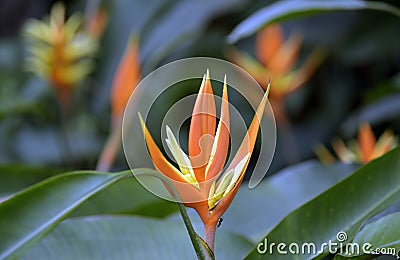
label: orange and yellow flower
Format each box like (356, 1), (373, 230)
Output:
(315, 123), (398, 164)
(111, 37), (141, 126)
(24, 2), (97, 110)
(230, 24), (323, 122)
(139, 70), (270, 250)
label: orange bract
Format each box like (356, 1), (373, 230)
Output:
(188, 71), (217, 181)
(111, 38), (141, 123)
(358, 123), (376, 163)
(256, 24), (284, 69)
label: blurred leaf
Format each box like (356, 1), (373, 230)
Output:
(141, 0), (248, 71)
(21, 215), (253, 260)
(92, 0), (171, 114)
(0, 170), (130, 259)
(227, 0), (400, 43)
(72, 175), (177, 218)
(338, 13), (400, 64)
(0, 164), (63, 200)
(345, 213), (400, 258)
(168, 161), (358, 242)
(245, 147), (400, 259)
(14, 122), (102, 166)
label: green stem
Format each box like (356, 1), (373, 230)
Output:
(132, 169), (213, 260)
(59, 105), (74, 167)
(96, 121), (122, 172)
(204, 222), (217, 253)
(177, 203), (208, 260)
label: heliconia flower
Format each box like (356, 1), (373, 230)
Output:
(24, 2), (97, 110)
(110, 37), (141, 126)
(229, 24), (323, 123)
(139, 70), (270, 251)
(315, 123), (398, 164)
(231, 24), (323, 98)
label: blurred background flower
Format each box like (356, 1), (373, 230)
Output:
(229, 24), (324, 123)
(315, 123), (398, 164)
(24, 2), (97, 111)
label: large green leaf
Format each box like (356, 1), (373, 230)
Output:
(72, 176), (177, 218)
(245, 147), (400, 259)
(0, 170), (131, 259)
(20, 216), (253, 260)
(227, 0), (400, 43)
(0, 164), (64, 200)
(346, 213), (400, 258)
(168, 161), (358, 242)
(0, 164), (176, 218)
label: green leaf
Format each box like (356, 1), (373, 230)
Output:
(0, 170), (131, 259)
(141, 0), (248, 71)
(245, 147), (400, 259)
(167, 161), (357, 245)
(72, 176), (177, 218)
(227, 0), (400, 43)
(347, 213), (400, 258)
(21, 216), (254, 260)
(0, 164), (64, 199)
(218, 161), (358, 242)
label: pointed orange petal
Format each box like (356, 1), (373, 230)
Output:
(111, 37), (140, 123)
(188, 70), (216, 181)
(138, 114), (185, 183)
(255, 24), (284, 68)
(228, 47), (269, 89)
(227, 83), (270, 173)
(286, 48), (325, 95)
(268, 32), (302, 76)
(358, 123), (376, 163)
(371, 130), (395, 160)
(210, 84), (271, 221)
(205, 76), (230, 180)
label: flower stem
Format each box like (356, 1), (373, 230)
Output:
(58, 105), (74, 167)
(204, 222), (217, 253)
(132, 169), (214, 260)
(96, 120), (122, 171)
(177, 203), (209, 260)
